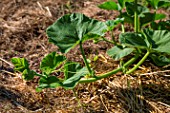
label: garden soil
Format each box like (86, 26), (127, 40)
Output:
(0, 0), (170, 112)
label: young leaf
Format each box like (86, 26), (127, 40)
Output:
(62, 67), (88, 89)
(11, 58), (29, 72)
(40, 52), (66, 74)
(98, 0), (119, 10)
(64, 62), (82, 80)
(106, 18), (124, 31)
(150, 54), (170, 66)
(46, 13), (107, 53)
(107, 46), (134, 60)
(38, 76), (62, 89)
(22, 69), (35, 80)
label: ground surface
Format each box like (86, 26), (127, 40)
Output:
(0, 0), (170, 113)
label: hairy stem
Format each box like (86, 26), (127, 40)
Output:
(126, 51), (150, 74)
(79, 41), (93, 76)
(79, 54), (139, 83)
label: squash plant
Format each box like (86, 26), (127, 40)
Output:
(11, 0), (170, 91)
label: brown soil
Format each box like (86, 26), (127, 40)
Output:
(0, 0), (170, 112)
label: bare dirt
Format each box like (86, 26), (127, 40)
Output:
(0, 0), (170, 113)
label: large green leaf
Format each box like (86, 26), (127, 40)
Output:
(120, 29), (170, 54)
(62, 67), (88, 89)
(119, 32), (148, 48)
(107, 46), (134, 60)
(11, 58), (29, 72)
(40, 52), (66, 74)
(98, 0), (119, 10)
(46, 13), (107, 53)
(143, 29), (170, 54)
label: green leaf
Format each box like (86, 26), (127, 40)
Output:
(62, 67), (88, 89)
(120, 30), (170, 54)
(158, 0), (170, 8)
(140, 13), (166, 27)
(22, 69), (35, 80)
(118, 0), (134, 9)
(11, 58), (29, 72)
(40, 52), (66, 74)
(155, 13), (166, 20)
(38, 76), (62, 89)
(143, 29), (170, 54)
(106, 18), (124, 31)
(147, 0), (170, 9)
(64, 62), (82, 80)
(150, 54), (170, 66)
(118, 0), (125, 8)
(121, 12), (134, 24)
(46, 13), (107, 53)
(147, 0), (160, 9)
(140, 13), (155, 27)
(151, 20), (170, 30)
(98, 1), (119, 10)
(119, 32), (148, 48)
(107, 46), (134, 60)
(125, 2), (149, 17)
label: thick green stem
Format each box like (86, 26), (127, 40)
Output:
(119, 11), (125, 33)
(126, 51), (150, 74)
(121, 24), (125, 33)
(79, 41), (93, 76)
(134, 0), (140, 32)
(79, 54), (139, 83)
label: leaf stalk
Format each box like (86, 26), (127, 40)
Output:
(79, 41), (94, 77)
(79, 54), (139, 83)
(126, 50), (150, 74)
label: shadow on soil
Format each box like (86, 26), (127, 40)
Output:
(0, 86), (22, 106)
